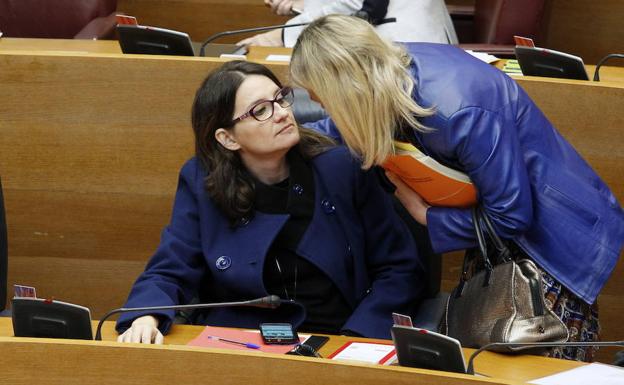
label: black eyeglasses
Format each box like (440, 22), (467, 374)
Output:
(231, 87), (294, 124)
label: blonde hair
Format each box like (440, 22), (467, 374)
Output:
(290, 15), (434, 169)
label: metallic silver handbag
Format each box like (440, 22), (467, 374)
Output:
(444, 207), (569, 352)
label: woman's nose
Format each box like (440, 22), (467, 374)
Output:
(273, 102), (290, 120)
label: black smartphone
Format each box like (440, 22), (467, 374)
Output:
(259, 323), (299, 344)
(286, 335), (330, 357)
(302, 335), (329, 351)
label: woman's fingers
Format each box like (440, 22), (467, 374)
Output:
(385, 171), (430, 225)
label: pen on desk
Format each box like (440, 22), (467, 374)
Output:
(208, 335), (261, 349)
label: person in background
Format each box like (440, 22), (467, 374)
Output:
(290, 15), (624, 361)
(238, 0), (457, 47)
(116, 60), (426, 344)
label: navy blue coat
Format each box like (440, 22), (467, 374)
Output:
(307, 43), (624, 304)
(117, 146), (425, 339)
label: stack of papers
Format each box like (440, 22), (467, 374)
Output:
(329, 341), (397, 365)
(502, 59), (523, 76)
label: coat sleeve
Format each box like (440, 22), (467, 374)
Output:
(116, 160), (207, 334)
(426, 106), (534, 253)
(342, 165), (426, 339)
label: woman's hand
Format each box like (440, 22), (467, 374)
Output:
(117, 315), (164, 344)
(264, 0), (303, 15)
(385, 171), (431, 226)
(237, 29), (284, 47)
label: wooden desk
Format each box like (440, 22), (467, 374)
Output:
(0, 37), (291, 62)
(494, 59), (624, 84)
(0, 38), (622, 363)
(0, 318), (584, 385)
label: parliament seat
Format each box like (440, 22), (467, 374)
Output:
(450, 0), (547, 56)
(0, 0), (118, 39)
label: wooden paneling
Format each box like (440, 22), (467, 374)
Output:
(543, 0), (624, 65)
(8, 256), (145, 315)
(0, 48), (290, 318)
(117, 0), (291, 43)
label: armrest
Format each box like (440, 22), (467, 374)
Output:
(74, 12), (117, 40)
(458, 43), (516, 57)
(411, 292), (449, 332)
(446, 4), (475, 19)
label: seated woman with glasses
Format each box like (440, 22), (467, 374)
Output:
(115, 61), (426, 344)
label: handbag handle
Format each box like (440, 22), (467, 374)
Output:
(455, 207), (493, 297)
(477, 207), (512, 263)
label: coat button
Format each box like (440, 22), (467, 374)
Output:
(240, 217), (250, 226)
(292, 184), (304, 195)
(216, 256), (232, 270)
(321, 199), (336, 214)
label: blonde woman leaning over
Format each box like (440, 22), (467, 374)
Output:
(291, 14), (624, 361)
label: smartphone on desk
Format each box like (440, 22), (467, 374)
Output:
(259, 323), (299, 344)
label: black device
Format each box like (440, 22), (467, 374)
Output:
(515, 46), (589, 80)
(198, 22), (309, 56)
(391, 325), (467, 374)
(302, 335), (329, 351)
(12, 297), (93, 340)
(117, 24), (195, 56)
(287, 335), (330, 357)
(95, 295), (281, 340)
(259, 323), (299, 344)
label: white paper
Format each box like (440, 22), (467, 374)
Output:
(331, 342), (396, 365)
(529, 363), (624, 385)
(265, 54), (291, 62)
(464, 50), (500, 64)
(219, 54), (247, 60)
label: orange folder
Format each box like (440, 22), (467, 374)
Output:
(382, 141), (477, 208)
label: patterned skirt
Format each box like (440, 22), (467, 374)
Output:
(507, 242), (600, 362)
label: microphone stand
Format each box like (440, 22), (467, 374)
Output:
(198, 22), (309, 56)
(94, 296), (281, 341)
(467, 341), (624, 375)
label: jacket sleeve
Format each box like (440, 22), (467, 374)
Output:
(303, 117), (344, 143)
(116, 161), (206, 334)
(426, 106), (533, 253)
(283, 0), (364, 46)
(342, 165), (426, 339)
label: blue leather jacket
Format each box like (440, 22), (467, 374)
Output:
(116, 147), (425, 338)
(306, 43), (623, 304)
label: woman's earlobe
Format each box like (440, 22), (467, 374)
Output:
(215, 128), (240, 151)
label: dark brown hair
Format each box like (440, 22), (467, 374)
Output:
(191, 61), (334, 226)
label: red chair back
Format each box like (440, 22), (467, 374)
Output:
(474, 0), (546, 45)
(0, 0), (117, 38)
